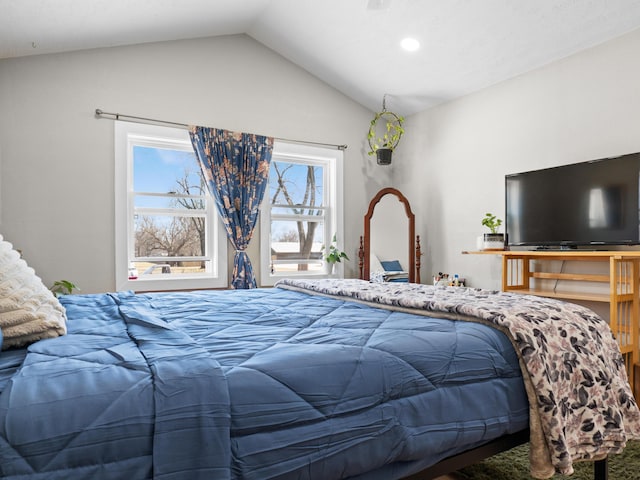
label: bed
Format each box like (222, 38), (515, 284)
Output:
(1, 240), (639, 479)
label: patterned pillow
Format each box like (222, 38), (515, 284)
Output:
(0, 235), (67, 349)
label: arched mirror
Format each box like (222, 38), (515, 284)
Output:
(358, 187), (421, 283)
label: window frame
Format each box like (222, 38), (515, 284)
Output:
(260, 141), (344, 286)
(115, 121), (227, 291)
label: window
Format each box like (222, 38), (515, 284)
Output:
(115, 122), (227, 291)
(260, 142), (343, 286)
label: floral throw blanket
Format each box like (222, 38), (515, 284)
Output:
(275, 278), (640, 478)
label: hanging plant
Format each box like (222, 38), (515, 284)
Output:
(367, 109), (404, 165)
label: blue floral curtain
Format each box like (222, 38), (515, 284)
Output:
(189, 127), (273, 289)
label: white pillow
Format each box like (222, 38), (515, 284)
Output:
(0, 235), (67, 349)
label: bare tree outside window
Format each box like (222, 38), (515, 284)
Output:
(173, 171), (207, 257)
(132, 146), (211, 277)
(269, 161), (325, 273)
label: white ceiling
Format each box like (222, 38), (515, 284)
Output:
(2, 0), (640, 115)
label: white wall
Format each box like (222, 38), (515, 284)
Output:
(0, 34), (380, 293)
(396, 27), (640, 290)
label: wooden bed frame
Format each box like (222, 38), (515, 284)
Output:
(403, 429), (608, 480)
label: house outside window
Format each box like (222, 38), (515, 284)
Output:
(115, 122), (227, 291)
(260, 142), (344, 286)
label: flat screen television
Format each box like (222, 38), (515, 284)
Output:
(505, 152), (640, 248)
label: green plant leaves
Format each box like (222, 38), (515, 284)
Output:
(367, 111), (404, 155)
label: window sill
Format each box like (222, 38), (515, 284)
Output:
(117, 276), (228, 292)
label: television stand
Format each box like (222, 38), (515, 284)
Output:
(464, 250), (640, 396)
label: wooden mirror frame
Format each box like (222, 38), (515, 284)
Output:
(358, 187), (421, 283)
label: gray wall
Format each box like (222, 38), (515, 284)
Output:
(0, 34), (385, 292)
(396, 27), (640, 290)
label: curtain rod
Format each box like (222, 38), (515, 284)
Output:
(94, 109), (348, 150)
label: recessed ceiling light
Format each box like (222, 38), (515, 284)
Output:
(400, 38), (420, 52)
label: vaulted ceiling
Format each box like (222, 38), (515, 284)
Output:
(2, 0), (640, 115)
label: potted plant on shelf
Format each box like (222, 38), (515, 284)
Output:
(322, 234), (349, 275)
(481, 213), (505, 250)
(367, 110), (405, 165)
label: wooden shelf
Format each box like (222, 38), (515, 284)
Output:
(509, 288), (611, 303)
(464, 250), (640, 395)
(465, 250), (640, 258)
(530, 271), (610, 283)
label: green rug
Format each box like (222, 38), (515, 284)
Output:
(456, 441), (640, 480)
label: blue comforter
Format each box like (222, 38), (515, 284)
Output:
(0, 287), (528, 479)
